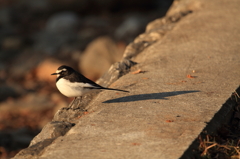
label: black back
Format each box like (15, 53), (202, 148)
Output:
(56, 65), (103, 88)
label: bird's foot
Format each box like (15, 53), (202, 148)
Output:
(69, 97), (77, 107)
(69, 96), (82, 108)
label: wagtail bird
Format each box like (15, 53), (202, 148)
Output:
(51, 65), (129, 106)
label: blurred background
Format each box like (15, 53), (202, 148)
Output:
(0, 0), (174, 158)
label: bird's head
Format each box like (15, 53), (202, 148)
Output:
(51, 65), (74, 78)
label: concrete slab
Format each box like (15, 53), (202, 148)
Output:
(31, 0), (240, 158)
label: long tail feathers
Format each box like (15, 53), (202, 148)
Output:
(102, 87), (129, 93)
(84, 86), (129, 93)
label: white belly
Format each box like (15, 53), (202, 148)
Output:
(56, 78), (94, 97)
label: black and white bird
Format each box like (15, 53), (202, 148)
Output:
(51, 65), (129, 105)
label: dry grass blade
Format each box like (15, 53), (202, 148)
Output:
(233, 147), (240, 159)
(232, 91), (240, 103)
(198, 135), (205, 149)
(234, 91), (240, 98)
(201, 143), (217, 156)
(217, 144), (231, 150)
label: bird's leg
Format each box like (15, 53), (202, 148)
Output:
(76, 96), (82, 107)
(69, 96), (83, 108)
(69, 97), (77, 107)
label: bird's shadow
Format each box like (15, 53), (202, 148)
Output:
(103, 90), (200, 103)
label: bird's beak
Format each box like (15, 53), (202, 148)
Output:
(51, 73), (58, 75)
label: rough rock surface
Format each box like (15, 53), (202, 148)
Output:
(79, 36), (125, 81)
(14, 0), (240, 158)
